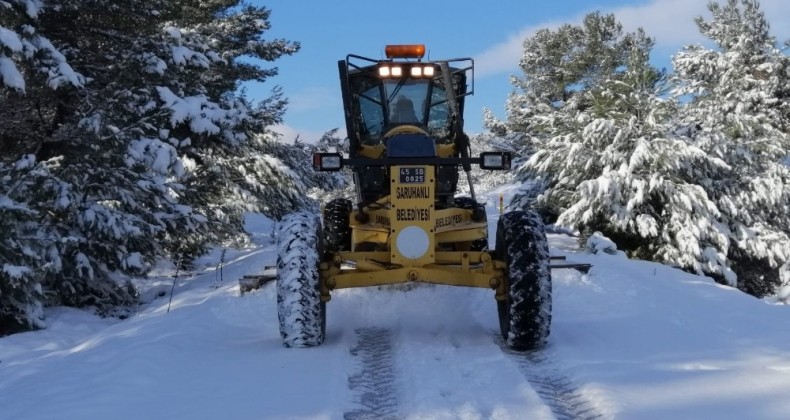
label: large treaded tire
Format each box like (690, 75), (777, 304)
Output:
(496, 210), (552, 350)
(454, 197), (488, 251)
(277, 212), (326, 347)
(323, 198), (352, 252)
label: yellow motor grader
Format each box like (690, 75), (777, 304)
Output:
(276, 45), (552, 350)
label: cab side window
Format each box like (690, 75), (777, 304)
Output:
(358, 88), (384, 144)
(428, 83), (452, 144)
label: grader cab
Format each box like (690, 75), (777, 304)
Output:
(276, 45), (552, 350)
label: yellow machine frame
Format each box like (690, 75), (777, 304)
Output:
(319, 163), (508, 304)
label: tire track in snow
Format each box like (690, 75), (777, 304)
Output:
(344, 328), (399, 420)
(495, 333), (604, 420)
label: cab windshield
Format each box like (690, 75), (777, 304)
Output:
(353, 75), (453, 145)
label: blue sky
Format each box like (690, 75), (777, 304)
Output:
(249, 0), (790, 142)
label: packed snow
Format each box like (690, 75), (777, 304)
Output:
(0, 55), (25, 90)
(1, 188), (789, 420)
(0, 26), (24, 52)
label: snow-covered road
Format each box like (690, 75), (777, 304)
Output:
(2, 208), (790, 420)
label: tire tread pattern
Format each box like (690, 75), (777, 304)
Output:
(496, 210), (552, 350)
(277, 212), (326, 347)
(323, 198), (353, 252)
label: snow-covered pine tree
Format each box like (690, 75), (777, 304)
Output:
(0, 1), (83, 88)
(489, 13), (737, 281)
(1, 0), (90, 332)
(0, 156), (51, 334)
(220, 130), (345, 219)
(258, 128), (350, 213)
(555, 41), (735, 281)
(48, 0), (299, 293)
(10, 0), (211, 314)
(489, 13), (646, 221)
(673, 0), (790, 296)
(454, 132), (515, 197)
(0, 0), (85, 156)
(149, 2), (302, 253)
(2, 1), (300, 331)
(304, 128), (353, 207)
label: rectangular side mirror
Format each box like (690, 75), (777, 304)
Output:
(479, 152), (512, 170)
(312, 153), (343, 171)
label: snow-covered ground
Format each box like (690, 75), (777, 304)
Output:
(2, 190), (789, 420)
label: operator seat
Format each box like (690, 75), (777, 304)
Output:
(391, 96), (418, 123)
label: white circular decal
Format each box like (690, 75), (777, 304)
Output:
(396, 226), (430, 259)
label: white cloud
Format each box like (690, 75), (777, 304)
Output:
(473, 21), (563, 78)
(616, 0), (790, 50)
(617, 0), (718, 47)
(474, 0), (790, 78)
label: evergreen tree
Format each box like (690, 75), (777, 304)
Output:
(264, 128), (351, 212)
(489, 13), (651, 220)
(1, 0), (300, 332)
(1, 0), (84, 157)
(212, 128), (347, 221)
(490, 13), (736, 281)
(0, 156), (51, 334)
(19, 0), (230, 313)
(455, 132), (515, 197)
(555, 46), (734, 282)
(146, 2), (301, 253)
(1, 0), (87, 332)
(673, 0), (790, 296)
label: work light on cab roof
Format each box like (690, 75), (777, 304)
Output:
(378, 44), (435, 78)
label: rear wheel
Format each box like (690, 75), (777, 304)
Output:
(277, 212), (326, 347)
(323, 198), (352, 252)
(454, 196), (488, 251)
(496, 210), (552, 350)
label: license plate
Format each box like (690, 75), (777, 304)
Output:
(399, 167), (425, 184)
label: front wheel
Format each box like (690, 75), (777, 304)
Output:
(496, 210), (552, 350)
(323, 198), (353, 252)
(276, 212), (326, 347)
